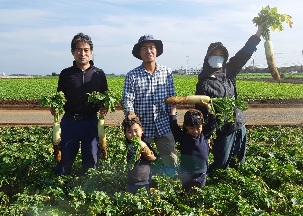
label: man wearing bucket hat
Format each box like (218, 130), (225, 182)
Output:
(122, 34), (177, 177)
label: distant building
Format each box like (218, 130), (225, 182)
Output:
(1, 72), (5, 76)
(177, 67), (201, 75)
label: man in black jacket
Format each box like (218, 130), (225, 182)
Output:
(195, 24), (264, 171)
(51, 33), (108, 175)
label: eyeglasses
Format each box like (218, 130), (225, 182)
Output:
(75, 48), (91, 53)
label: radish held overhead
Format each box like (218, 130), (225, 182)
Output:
(165, 95), (248, 129)
(264, 40), (280, 81)
(253, 5), (293, 81)
(165, 95), (211, 104)
(210, 96), (248, 129)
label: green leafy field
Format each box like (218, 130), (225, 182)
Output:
(0, 126), (302, 215)
(0, 74), (303, 215)
(1, 74), (303, 101)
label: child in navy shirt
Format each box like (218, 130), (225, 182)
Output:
(170, 101), (216, 191)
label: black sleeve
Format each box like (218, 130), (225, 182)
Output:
(169, 114), (183, 142)
(98, 69), (108, 93)
(226, 35), (261, 77)
(57, 69), (67, 92)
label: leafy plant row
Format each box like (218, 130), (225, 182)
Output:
(0, 125), (302, 215)
(1, 75), (303, 101)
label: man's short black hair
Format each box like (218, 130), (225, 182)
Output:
(71, 32), (93, 52)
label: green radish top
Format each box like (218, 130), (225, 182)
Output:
(127, 136), (142, 170)
(252, 5), (293, 41)
(87, 91), (120, 119)
(39, 91), (66, 123)
(210, 96), (248, 129)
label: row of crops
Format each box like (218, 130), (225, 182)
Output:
(0, 126), (302, 215)
(1, 74), (303, 101)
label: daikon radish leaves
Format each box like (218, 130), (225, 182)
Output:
(253, 6), (293, 81)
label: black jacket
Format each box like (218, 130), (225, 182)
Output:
(195, 35), (261, 133)
(58, 61), (108, 115)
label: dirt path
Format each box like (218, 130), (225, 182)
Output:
(1, 107), (303, 127)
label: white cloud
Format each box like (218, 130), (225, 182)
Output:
(0, 0), (302, 75)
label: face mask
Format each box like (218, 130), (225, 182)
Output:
(208, 55), (224, 68)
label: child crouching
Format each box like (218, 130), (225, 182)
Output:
(122, 116), (157, 194)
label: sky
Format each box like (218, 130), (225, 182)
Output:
(0, 0), (302, 76)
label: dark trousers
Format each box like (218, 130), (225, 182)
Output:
(211, 126), (246, 170)
(180, 173), (207, 192)
(55, 114), (100, 175)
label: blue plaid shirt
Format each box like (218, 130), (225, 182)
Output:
(122, 64), (176, 138)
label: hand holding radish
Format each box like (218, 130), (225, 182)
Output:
(171, 104), (177, 115)
(199, 99), (212, 113)
(166, 95), (247, 128)
(255, 22), (266, 37)
(99, 108), (108, 118)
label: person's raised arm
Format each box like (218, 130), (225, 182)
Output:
(169, 104), (182, 142)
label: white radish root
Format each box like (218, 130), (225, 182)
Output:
(264, 40), (281, 81)
(165, 95), (211, 105)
